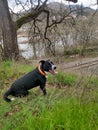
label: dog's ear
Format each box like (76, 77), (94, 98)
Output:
(39, 60), (45, 65)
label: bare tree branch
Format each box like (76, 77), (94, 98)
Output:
(43, 8), (78, 41)
(15, 0), (48, 29)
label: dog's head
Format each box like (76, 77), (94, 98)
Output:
(39, 60), (57, 75)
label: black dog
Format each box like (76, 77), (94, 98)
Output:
(4, 60), (57, 102)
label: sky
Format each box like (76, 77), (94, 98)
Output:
(8, 0), (98, 13)
(53, 0), (98, 9)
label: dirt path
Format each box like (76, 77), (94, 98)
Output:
(58, 57), (98, 75)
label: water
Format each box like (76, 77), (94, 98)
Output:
(18, 43), (33, 59)
(0, 35), (72, 59)
(18, 36), (45, 59)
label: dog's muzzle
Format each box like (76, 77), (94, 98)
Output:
(52, 65), (56, 70)
(49, 65), (57, 75)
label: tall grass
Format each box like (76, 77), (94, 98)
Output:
(1, 60), (33, 78)
(1, 94), (98, 130)
(0, 60), (33, 87)
(0, 60), (98, 130)
(48, 71), (78, 87)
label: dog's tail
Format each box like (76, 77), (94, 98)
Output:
(4, 88), (12, 102)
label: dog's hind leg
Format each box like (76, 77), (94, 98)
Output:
(14, 90), (29, 97)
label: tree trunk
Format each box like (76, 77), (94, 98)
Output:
(0, 0), (19, 60)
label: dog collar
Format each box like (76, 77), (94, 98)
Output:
(38, 65), (47, 77)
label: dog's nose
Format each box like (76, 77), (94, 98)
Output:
(54, 66), (56, 70)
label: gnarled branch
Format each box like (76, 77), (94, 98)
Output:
(15, 0), (48, 30)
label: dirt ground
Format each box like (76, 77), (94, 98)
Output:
(58, 56), (98, 76)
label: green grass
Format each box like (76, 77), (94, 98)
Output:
(1, 93), (98, 130)
(0, 60), (98, 130)
(48, 71), (78, 87)
(0, 60), (33, 87)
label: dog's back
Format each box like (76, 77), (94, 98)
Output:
(11, 68), (46, 90)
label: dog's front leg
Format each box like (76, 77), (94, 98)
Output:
(40, 85), (47, 95)
(42, 88), (47, 95)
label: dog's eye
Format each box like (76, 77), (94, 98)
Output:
(50, 61), (53, 64)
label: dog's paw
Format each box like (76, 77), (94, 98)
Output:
(11, 98), (15, 101)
